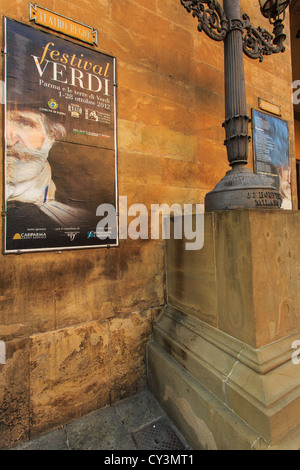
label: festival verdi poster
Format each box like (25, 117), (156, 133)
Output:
(3, 18), (118, 253)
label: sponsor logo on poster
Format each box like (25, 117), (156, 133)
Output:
(48, 99), (59, 110)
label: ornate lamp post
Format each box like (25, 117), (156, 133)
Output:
(180, 0), (291, 211)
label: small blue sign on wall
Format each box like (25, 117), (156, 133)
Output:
(252, 109), (292, 210)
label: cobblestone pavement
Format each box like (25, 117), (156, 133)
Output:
(12, 389), (191, 451)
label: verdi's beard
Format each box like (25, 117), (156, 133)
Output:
(6, 136), (54, 185)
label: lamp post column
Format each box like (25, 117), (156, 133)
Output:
(204, 1), (282, 211)
(180, 0), (288, 211)
(223, 0), (249, 168)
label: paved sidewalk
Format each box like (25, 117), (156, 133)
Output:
(12, 389), (190, 451)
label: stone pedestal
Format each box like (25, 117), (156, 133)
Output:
(147, 210), (300, 450)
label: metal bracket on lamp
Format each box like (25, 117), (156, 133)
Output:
(180, 0), (291, 212)
(180, 0), (289, 62)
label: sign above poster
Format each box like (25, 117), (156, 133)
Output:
(29, 3), (98, 46)
(258, 98), (281, 117)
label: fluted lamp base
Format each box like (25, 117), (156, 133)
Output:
(205, 164), (282, 212)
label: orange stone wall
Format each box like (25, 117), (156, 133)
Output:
(0, 0), (296, 448)
(295, 120), (300, 160)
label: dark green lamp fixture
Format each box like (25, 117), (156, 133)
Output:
(180, 0), (291, 211)
(259, 0), (290, 19)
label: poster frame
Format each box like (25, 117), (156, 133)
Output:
(2, 17), (119, 254)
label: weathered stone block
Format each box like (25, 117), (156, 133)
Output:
(30, 322), (111, 436)
(0, 338), (30, 449)
(167, 210), (300, 348)
(250, 211), (300, 347)
(118, 119), (198, 162)
(0, 291), (56, 337)
(148, 305), (300, 448)
(118, 151), (163, 186)
(214, 210), (256, 346)
(148, 340), (268, 450)
(150, 210), (300, 449)
(118, 89), (160, 126)
(110, 310), (154, 402)
(166, 212), (218, 327)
